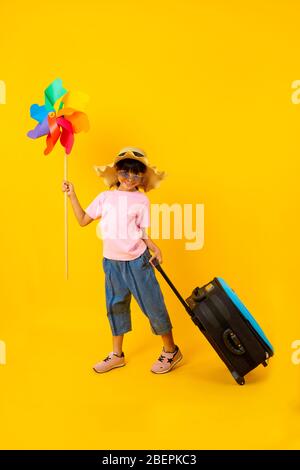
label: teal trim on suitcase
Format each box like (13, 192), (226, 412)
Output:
(217, 278), (274, 353)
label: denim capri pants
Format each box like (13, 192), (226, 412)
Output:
(102, 247), (173, 336)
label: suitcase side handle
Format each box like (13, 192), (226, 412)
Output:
(222, 329), (246, 355)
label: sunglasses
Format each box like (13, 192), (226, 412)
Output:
(118, 151), (145, 157)
(117, 170), (144, 182)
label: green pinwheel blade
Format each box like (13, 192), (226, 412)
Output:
(44, 78), (67, 111)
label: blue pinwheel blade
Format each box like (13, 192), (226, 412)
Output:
(30, 104), (49, 123)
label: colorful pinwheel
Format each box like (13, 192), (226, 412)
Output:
(27, 78), (89, 154)
(27, 78), (90, 279)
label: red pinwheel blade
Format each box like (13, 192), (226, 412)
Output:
(44, 113), (61, 155)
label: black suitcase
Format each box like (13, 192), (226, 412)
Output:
(152, 259), (274, 385)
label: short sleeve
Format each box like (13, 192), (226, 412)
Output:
(136, 198), (150, 228)
(85, 192), (105, 220)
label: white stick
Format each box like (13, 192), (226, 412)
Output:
(64, 153), (68, 280)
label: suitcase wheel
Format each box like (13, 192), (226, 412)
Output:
(231, 371), (245, 386)
(262, 360), (268, 367)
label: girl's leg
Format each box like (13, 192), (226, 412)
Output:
(161, 331), (176, 353)
(113, 334), (124, 356)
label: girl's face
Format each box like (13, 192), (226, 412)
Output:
(117, 170), (144, 191)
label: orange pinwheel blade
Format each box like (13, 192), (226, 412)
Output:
(65, 112), (90, 133)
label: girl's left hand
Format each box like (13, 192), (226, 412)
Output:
(149, 248), (163, 266)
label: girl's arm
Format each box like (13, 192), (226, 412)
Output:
(62, 180), (93, 227)
(141, 229), (163, 264)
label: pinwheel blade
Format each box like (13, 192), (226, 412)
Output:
(57, 117), (74, 155)
(29, 104), (50, 123)
(27, 116), (49, 139)
(61, 90), (89, 114)
(58, 111), (90, 133)
(44, 113), (61, 155)
(44, 78), (67, 110)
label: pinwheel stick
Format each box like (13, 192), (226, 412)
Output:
(64, 154), (68, 280)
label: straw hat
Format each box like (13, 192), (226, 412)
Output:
(94, 146), (166, 192)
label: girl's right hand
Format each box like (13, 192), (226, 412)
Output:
(62, 180), (75, 197)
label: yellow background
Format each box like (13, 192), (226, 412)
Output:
(0, 0), (299, 450)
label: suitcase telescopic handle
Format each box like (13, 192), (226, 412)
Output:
(151, 258), (194, 317)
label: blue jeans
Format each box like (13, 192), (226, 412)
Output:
(102, 247), (173, 336)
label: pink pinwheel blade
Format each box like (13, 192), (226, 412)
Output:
(56, 116), (74, 155)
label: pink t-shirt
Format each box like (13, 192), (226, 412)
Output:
(85, 189), (150, 261)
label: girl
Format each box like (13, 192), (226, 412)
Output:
(62, 147), (182, 374)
